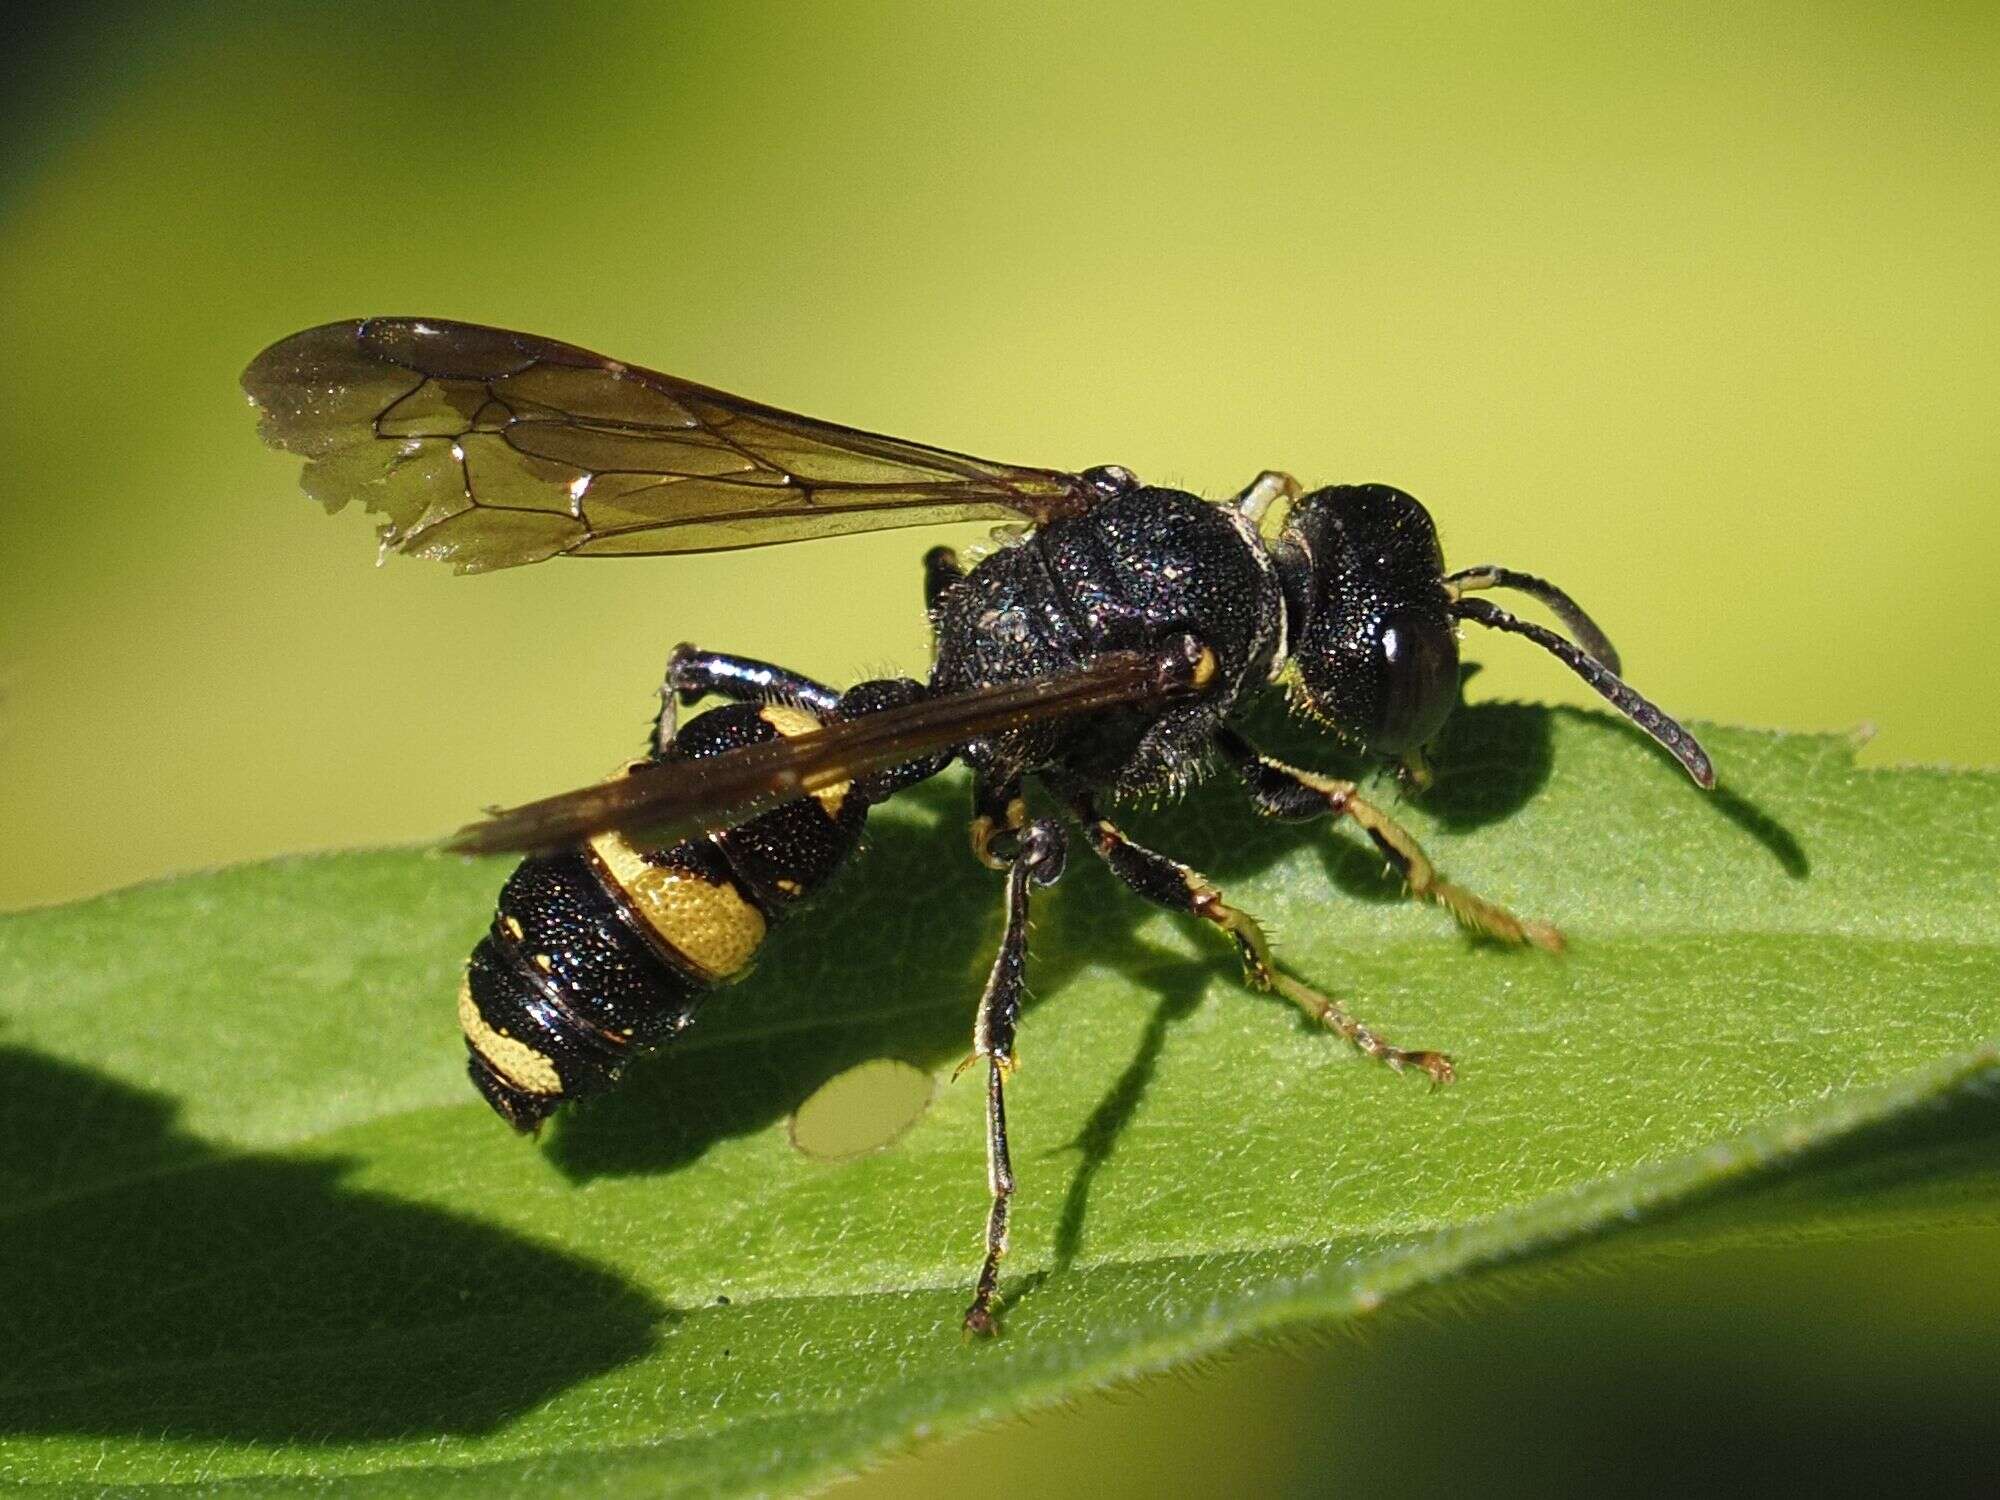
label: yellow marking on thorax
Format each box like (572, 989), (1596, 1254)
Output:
(758, 703), (851, 818)
(589, 830), (766, 981)
(458, 979), (562, 1096)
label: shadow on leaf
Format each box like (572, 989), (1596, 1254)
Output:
(546, 700), (1613, 1199)
(544, 701), (1365, 1183)
(1050, 942), (1212, 1272)
(1707, 780), (1810, 879)
(0, 1046), (666, 1443)
(1539, 704), (1810, 878)
(526, 699), (1801, 1328)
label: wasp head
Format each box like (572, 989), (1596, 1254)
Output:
(1274, 484), (1460, 759)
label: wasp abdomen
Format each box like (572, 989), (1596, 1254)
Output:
(460, 851), (696, 1130)
(460, 700), (871, 1131)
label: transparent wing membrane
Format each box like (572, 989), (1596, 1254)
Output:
(243, 318), (1094, 572)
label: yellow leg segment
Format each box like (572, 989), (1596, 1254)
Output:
(1222, 733), (1562, 953)
(1082, 814), (1456, 1086)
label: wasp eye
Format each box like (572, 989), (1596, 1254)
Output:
(1369, 607), (1459, 754)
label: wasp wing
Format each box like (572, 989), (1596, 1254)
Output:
(242, 318), (1096, 573)
(448, 646), (1203, 856)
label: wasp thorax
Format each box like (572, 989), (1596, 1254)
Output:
(1276, 484), (1459, 756)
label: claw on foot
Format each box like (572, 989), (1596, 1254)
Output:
(1389, 1049), (1457, 1089)
(952, 1051), (1017, 1082)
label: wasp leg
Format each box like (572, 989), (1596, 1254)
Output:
(923, 544), (966, 613)
(1065, 790), (1453, 1085)
(967, 773), (1029, 872)
(1232, 469), (1302, 527)
(653, 644), (841, 752)
(1216, 728), (1562, 951)
(960, 816), (1067, 1337)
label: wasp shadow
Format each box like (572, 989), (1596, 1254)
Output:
(0, 1045), (665, 1445)
(545, 695), (1556, 1184)
(1707, 778), (1810, 879)
(536, 693), (1811, 1336)
(546, 771), (1070, 1180)
(1048, 943), (1213, 1274)
(1263, 693), (1559, 907)
(1543, 704), (1809, 878)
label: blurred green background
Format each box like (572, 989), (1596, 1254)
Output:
(3, 3), (1996, 1494)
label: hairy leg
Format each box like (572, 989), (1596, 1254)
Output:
(652, 644), (841, 752)
(960, 816), (1067, 1336)
(966, 772), (1029, 872)
(923, 544), (966, 614)
(1063, 788), (1453, 1085)
(1216, 728), (1562, 952)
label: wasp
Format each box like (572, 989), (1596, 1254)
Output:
(243, 318), (1714, 1335)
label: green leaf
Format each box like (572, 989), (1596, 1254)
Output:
(2, 704), (1996, 1495)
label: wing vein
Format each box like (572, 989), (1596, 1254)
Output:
(243, 318), (1097, 573)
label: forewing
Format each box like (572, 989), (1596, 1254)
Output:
(448, 646), (1204, 855)
(242, 318), (1094, 572)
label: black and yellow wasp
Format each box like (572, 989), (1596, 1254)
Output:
(243, 318), (1713, 1335)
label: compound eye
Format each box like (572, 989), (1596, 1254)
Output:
(1369, 608), (1459, 754)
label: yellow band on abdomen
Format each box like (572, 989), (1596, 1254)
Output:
(458, 979), (563, 1095)
(588, 830), (767, 981)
